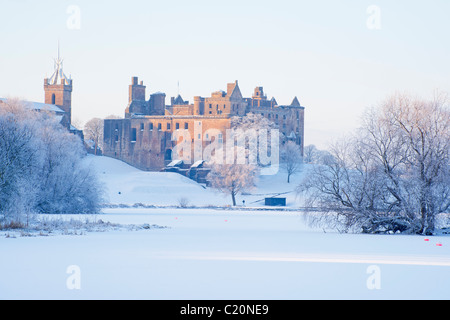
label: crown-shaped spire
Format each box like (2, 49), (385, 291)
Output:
(47, 42), (71, 86)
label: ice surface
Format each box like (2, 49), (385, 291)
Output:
(1, 156), (449, 300)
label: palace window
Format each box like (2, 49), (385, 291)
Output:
(158, 123), (162, 131)
(131, 128), (137, 142)
(167, 123), (171, 130)
(149, 123), (154, 130)
(176, 123), (179, 130)
(140, 123), (144, 131)
(184, 122), (189, 129)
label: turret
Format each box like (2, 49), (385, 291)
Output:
(149, 92), (166, 115)
(193, 96), (204, 115)
(129, 77), (146, 103)
(44, 50), (73, 128)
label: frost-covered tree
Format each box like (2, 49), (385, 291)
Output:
(298, 92), (450, 235)
(0, 101), (41, 224)
(303, 145), (332, 164)
(0, 99), (102, 226)
(229, 113), (281, 168)
(206, 146), (258, 206)
(369, 93), (450, 234)
(84, 117), (104, 155)
(37, 119), (102, 214)
(230, 112), (278, 132)
(280, 141), (303, 183)
(205, 113), (281, 205)
(207, 162), (257, 206)
(302, 145), (318, 164)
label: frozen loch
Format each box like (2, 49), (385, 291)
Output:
(1, 156), (449, 300)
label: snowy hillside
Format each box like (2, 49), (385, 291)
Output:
(84, 155), (229, 206)
(84, 155), (306, 208)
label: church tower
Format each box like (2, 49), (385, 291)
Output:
(44, 47), (73, 128)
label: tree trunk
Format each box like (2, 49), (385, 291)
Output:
(421, 205), (435, 235)
(231, 191), (237, 206)
(420, 205), (428, 235)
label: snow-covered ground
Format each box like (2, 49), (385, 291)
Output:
(86, 155), (304, 208)
(86, 155), (229, 207)
(1, 156), (449, 300)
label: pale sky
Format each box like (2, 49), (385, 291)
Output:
(1, 0), (449, 149)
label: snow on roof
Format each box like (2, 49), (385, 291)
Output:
(167, 160), (184, 167)
(70, 124), (81, 131)
(191, 160), (205, 168)
(287, 131), (297, 139)
(29, 101), (65, 113)
(0, 98), (65, 113)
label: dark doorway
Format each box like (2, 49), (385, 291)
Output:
(165, 149), (172, 161)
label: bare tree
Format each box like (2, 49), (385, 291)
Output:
(303, 145), (318, 164)
(298, 92), (450, 235)
(280, 141), (303, 183)
(84, 118), (104, 155)
(303, 144), (332, 164)
(370, 92), (450, 234)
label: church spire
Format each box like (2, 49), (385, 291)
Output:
(44, 43), (73, 128)
(47, 42), (71, 86)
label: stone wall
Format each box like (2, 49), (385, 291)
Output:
(104, 77), (305, 171)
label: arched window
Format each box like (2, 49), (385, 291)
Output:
(51, 94), (56, 105)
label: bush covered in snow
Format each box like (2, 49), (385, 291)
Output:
(0, 99), (102, 226)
